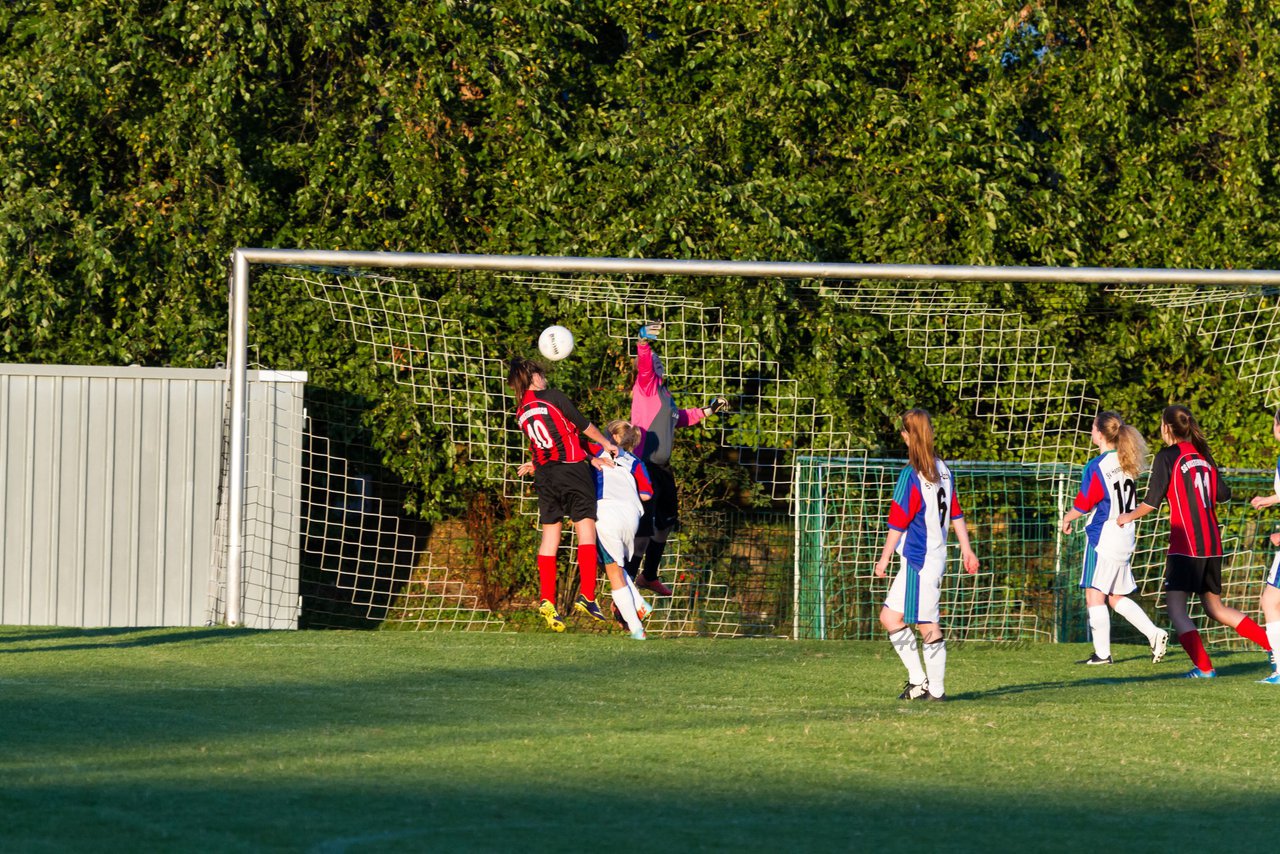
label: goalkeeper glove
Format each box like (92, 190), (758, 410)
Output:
(638, 322), (662, 341)
(705, 396), (730, 415)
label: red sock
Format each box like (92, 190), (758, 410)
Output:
(1178, 629), (1214, 672)
(537, 554), (558, 604)
(1235, 616), (1272, 650)
(577, 543), (598, 600)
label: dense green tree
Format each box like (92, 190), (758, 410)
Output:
(5, 0), (1280, 521)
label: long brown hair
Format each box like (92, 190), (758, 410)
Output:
(1161, 404), (1213, 463)
(1095, 410), (1148, 477)
(507, 357), (544, 398)
(901, 408), (939, 483)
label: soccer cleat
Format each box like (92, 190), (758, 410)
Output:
(1183, 667), (1217, 678)
(573, 594), (606, 622)
(630, 626), (647, 640)
(1078, 653), (1113, 665)
(1151, 630), (1170, 664)
(537, 599), (565, 633)
(610, 603), (628, 628)
(1258, 672), (1280, 685)
(898, 680), (929, 701)
(925, 693), (947, 702)
(636, 577), (673, 596)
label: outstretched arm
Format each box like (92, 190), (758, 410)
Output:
(634, 324), (662, 397)
(1116, 502), (1157, 527)
(583, 423), (618, 458)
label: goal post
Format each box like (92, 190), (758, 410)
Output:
(221, 248), (1280, 636)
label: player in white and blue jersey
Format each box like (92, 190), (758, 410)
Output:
(873, 409), (980, 702)
(589, 420), (655, 639)
(1247, 409), (1280, 683)
(1061, 411), (1168, 666)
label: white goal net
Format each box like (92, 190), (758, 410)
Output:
(211, 253), (1280, 646)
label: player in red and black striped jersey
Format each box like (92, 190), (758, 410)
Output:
(509, 357), (618, 632)
(1118, 405), (1272, 677)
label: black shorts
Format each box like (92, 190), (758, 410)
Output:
(533, 461), (597, 526)
(1164, 554), (1223, 595)
(637, 462), (679, 537)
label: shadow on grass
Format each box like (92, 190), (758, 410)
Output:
(952, 651), (1274, 700)
(0, 626), (253, 654)
(4, 630), (1280, 850)
(3, 760), (1278, 853)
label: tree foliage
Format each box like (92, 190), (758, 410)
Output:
(5, 0), (1280, 520)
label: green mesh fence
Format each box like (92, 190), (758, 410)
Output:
(796, 457), (1276, 646)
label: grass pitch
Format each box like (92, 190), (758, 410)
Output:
(2, 626), (1277, 852)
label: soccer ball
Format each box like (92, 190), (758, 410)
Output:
(538, 325), (575, 361)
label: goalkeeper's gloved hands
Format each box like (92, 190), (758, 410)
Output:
(705, 395), (730, 415)
(638, 322), (662, 341)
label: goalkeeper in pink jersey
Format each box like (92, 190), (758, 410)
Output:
(626, 322), (730, 596)
(873, 409), (980, 702)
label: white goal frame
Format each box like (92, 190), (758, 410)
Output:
(224, 248), (1280, 627)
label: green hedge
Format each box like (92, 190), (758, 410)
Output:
(6, 1), (1280, 520)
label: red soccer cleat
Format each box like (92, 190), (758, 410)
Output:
(636, 577), (672, 596)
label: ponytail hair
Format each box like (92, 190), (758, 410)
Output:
(901, 408), (940, 484)
(1095, 410), (1148, 477)
(1161, 404), (1213, 463)
(507, 357), (544, 398)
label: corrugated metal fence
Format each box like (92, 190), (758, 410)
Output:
(0, 365), (304, 628)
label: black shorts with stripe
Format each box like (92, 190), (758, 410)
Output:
(533, 461), (598, 525)
(1164, 553), (1223, 595)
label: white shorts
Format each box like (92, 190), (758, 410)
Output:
(1267, 551), (1280, 589)
(884, 555), (944, 624)
(1080, 548), (1137, 596)
(595, 500), (640, 567)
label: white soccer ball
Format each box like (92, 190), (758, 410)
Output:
(538, 325), (575, 361)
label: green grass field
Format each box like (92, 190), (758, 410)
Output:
(3, 626), (1277, 853)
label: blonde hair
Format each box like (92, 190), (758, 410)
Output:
(901, 408), (939, 483)
(1095, 411), (1148, 477)
(607, 419), (641, 452)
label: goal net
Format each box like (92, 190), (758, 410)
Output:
(211, 253), (1280, 645)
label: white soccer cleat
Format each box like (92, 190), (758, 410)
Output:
(897, 680), (929, 701)
(1151, 630), (1170, 664)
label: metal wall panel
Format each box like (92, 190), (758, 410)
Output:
(0, 365), (305, 628)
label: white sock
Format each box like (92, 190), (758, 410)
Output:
(1267, 622), (1280, 671)
(1088, 605), (1111, 659)
(621, 574), (650, 620)
(889, 627), (926, 685)
(611, 584), (643, 632)
(1112, 597), (1160, 643)
(923, 640), (947, 697)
